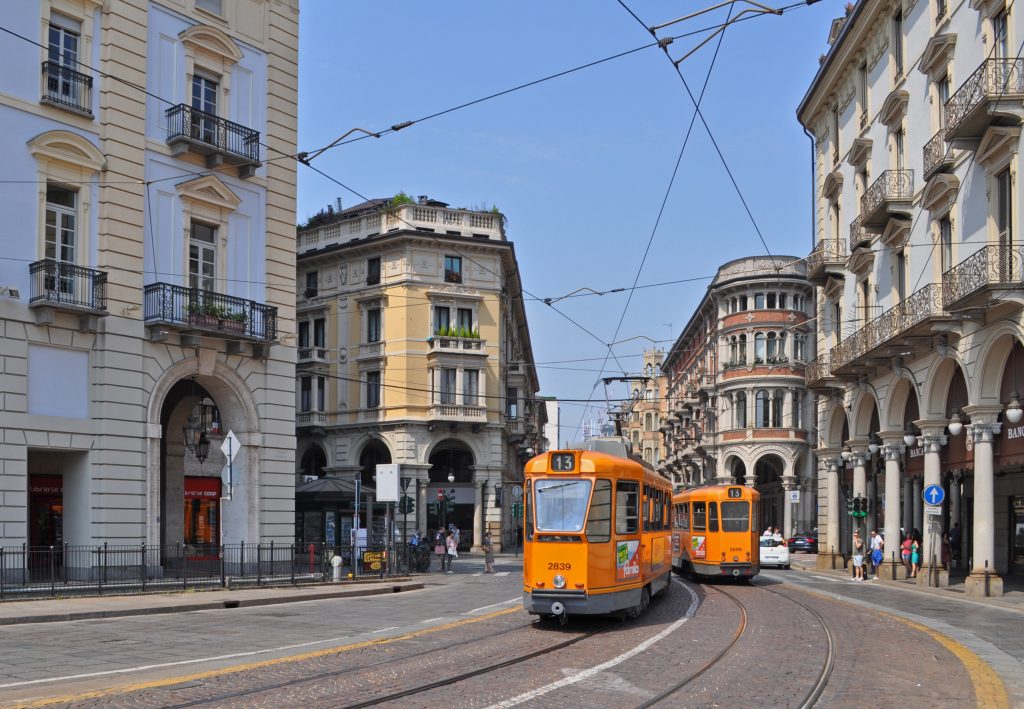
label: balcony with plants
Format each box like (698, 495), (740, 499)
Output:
(428, 325), (486, 354)
(144, 283), (277, 342)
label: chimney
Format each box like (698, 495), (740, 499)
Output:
(335, 197), (343, 211)
(418, 195), (428, 205)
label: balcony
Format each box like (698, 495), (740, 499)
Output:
(144, 283), (277, 343)
(165, 104), (261, 177)
(942, 243), (1024, 312)
(429, 403), (487, 421)
(298, 347), (328, 364)
(830, 283), (949, 374)
(358, 341), (384, 359)
(805, 353), (839, 390)
(944, 58), (1024, 142)
(40, 62), (92, 116)
(428, 336), (486, 355)
(848, 215), (870, 254)
(860, 170), (914, 229)
(29, 259), (107, 329)
(923, 129), (958, 180)
(296, 411), (328, 427)
(806, 238), (847, 283)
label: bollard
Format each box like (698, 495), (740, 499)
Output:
(331, 554), (343, 582)
(984, 560), (990, 597)
(141, 543), (147, 592)
(831, 546), (836, 570)
(892, 550), (897, 579)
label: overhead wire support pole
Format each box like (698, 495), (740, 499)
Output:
(297, 127), (381, 165)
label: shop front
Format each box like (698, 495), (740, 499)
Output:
(29, 475), (63, 549)
(996, 419), (1024, 576)
(184, 476), (220, 559)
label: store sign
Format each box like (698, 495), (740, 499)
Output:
(185, 476), (221, 499)
(360, 549), (384, 573)
(905, 445), (925, 474)
(997, 423), (1024, 468)
(29, 475), (63, 495)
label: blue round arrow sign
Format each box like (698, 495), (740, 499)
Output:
(922, 484), (945, 506)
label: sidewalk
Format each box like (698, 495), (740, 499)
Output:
(0, 578), (424, 626)
(786, 553), (1024, 611)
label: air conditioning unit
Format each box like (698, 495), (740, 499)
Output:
(302, 475), (317, 482)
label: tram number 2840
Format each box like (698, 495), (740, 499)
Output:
(547, 562), (572, 571)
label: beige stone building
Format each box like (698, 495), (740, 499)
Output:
(293, 196), (544, 551)
(619, 349), (668, 470)
(0, 0), (299, 568)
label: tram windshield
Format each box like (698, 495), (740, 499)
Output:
(720, 501), (750, 532)
(534, 479), (593, 531)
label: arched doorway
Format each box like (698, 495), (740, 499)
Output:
(358, 439), (392, 545)
(754, 454), (785, 532)
(427, 440), (475, 546)
(299, 446), (327, 480)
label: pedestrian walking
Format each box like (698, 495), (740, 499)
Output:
(941, 532), (952, 569)
(852, 530), (865, 581)
(910, 536), (920, 578)
(434, 528), (448, 571)
(949, 523), (962, 568)
(901, 533), (913, 577)
(483, 531), (495, 573)
(869, 530), (884, 579)
(445, 530), (458, 574)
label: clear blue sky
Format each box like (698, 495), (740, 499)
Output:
(297, 0), (842, 442)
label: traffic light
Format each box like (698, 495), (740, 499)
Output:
(853, 498), (862, 516)
(859, 497), (869, 517)
(445, 499), (455, 513)
(427, 501), (437, 515)
(399, 496), (415, 515)
(847, 498), (855, 516)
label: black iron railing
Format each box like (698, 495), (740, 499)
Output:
(848, 215), (869, 252)
(861, 169), (914, 223)
(0, 542), (420, 600)
(942, 243), (1024, 306)
(945, 58), (1024, 136)
(144, 282), (277, 342)
(165, 104), (260, 163)
(29, 259), (106, 311)
(41, 61), (92, 114)
(807, 238), (847, 275)
(805, 353), (832, 386)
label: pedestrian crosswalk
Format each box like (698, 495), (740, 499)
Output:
(470, 571), (510, 577)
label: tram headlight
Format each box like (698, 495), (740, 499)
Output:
(553, 574), (566, 589)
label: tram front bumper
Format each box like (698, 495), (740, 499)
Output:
(524, 588), (640, 615)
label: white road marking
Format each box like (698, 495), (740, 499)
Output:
(484, 581), (700, 708)
(496, 572), (510, 577)
(419, 617), (444, 624)
(467, 597), (521, 614)
(367, 626), (398, 634)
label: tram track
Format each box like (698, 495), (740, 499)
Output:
(636, 579), (836, 708)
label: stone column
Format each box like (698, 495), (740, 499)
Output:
(823, 456), (841, 569)
(949, 470), (963, 570)
(918, 429), (947, 577)
(881, 441), (904, 578)
(472, 481), (485, 552)
(851, 451), (867, 538)
(903, 474), (913, 538)
(781, 476), (797, 538)
(912, 476), (923, 534)
(965, 418), (1003, 597)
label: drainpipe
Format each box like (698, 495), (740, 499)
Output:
(803, 125), (816, 251)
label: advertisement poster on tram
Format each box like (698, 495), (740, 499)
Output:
(616, 540), (640, 580)
(691, 535), (706, 559)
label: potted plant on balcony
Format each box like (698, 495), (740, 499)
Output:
(187, 299), (221, 329)
(221, 310), (247, 334)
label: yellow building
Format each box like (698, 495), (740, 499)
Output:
(294, 195), (543, 551)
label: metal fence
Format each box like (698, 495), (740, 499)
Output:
(0, 542), (422, 600)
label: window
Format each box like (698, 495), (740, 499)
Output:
(585, 479), (612, 543)
(778, 293), (787, 309)
(893, 9), (904, 80)
(794, 333), (807, 362)
(367, 257), (380, 286)
(645, 413), (653, 431)
(754, 332), (765, 362)
(444, 255), (462, 283)
(644, 447), (653, 464)
(47, 16), (85, 110)
(615, 481), (639, 534)
(535, 478), (591, 532)
(196, 0), (224, 14)
(692, 501), (707, 532)
(366, 370), (381, 408)
(506, 387), (518, 418)
(858, 61), (869, 126)
(304, 270), (318, 297)
(756, 390), (769, 427)
(300, 376), (311, 411)
(936, 0), (947, 21)
(709, 502), (719, 532)
(831, 106), (840, 164)
(894, 127), (905, 172)
(191, 73), (219, 144)
(44, 185), (77, 292)
(188, 221), (217, 291)
(457, 307), (473, 333)
(677, 502), (690, 531)
(313, 318), (325, 353)
(440, 368), (456, 404)
(434, 306), (450, 334)
(729, 336), (738, 362)
(766, 332), (778, 359)
(767, 293), (777, 309)
(367, 308), (381, 342)
(463, 369), (479, 406)
(939, 217), (953, 273)
(830, 199), (841, 242)
(754, 293), (765, 309)
(735, 391), (747, 428)
(895, 250), (907, 301)
(793, 294), (806, 312)
(993, 10), (1009, 59)
(772, 390), (784, 427)
(632, 430), (641, 448)
(937, 75), (950, 129)
(860, 279), (871, 327)
(298, 321), (309, 349)
(317, 376), (325, 411)
(738, 334), (747, 363)
(792, 391), (802, 429)
(997, 169), (1013, 279)
(721, 501), (750, 532)
(832, 301), (843, 342)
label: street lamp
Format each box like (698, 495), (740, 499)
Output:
(447, 472), (455, 483)
(494, 481), (503, 508)
(903, 422), (919, 448)
(840, 445), (853, 462)
(947, 408), (964, 437)
(1006, 392), (1023, 424)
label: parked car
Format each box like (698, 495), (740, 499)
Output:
(787, 531), (818, 554)
(759, 538), (790, 569)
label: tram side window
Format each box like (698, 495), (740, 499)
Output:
(678, 503), (689, 531)
(721, 501), (750, 532)
(709, 502), (719, 532)
(586, 479), (612, 543)
(653, 490), (662, 530)
(692, 501), (707, 531)
(616, 481), (639, 534)
(525, 480), (533, 542)
(642, 485), (651, 532)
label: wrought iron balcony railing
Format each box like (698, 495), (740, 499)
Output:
(29, 259), (107, 312)
(807, 237), (847, 278)
(165, 104), (260, 166)
(143, 283), (277, 342)
(860, 169), (914, 227)
(41, 61), (92, 115)
(923, 129), (957, 179)
(831, 283), (945, 371)
(944, 58), (1024, 140)
(942, 243), (1024, 309)
(804, 353), (833, 387)
(848, 215), (869, 253)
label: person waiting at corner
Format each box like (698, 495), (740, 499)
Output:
(852, 530), (865, 581)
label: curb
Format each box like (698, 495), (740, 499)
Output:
(0, 581), (424, 626)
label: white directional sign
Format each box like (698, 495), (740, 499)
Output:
(788, 490), (800, 503)
(922, 484), (945, 506)
(925, 504), (941, 516)
(375, 463), (399, 502)
(221, 430), (240, 462)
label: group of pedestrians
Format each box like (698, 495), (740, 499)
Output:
(851, 529), (886, 581)
(423, 525), (497, 574)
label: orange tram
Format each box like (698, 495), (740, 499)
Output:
(670, 484), (761, 581)
(522, 438), (673, 623)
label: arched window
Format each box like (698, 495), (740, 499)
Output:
(645, 413), (653, 431)
(738, 334), (747, 363)
(754, 333), (765, 362)
(772, 389), (784, 427)
(735, 391), (747, 428)
(632, 430), (641, 447)
(777, 332), (787, 361)
(766, 332), (777, 358)
(755, 390), (769, 427)
(794, 333), (807, 361)
(729, 336), (738, 363)
(792, 390), (802, 429)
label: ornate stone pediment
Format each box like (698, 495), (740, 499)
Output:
(28, 130), (106, 172)
(847, 138), (872, 169)
(880, 89), (909, 130)
(879, 216), (912, 249)
(175, 175), (241, 211)
(847, 246), (875, 276)
(918, 34), (956, 79)
(179, 25), (244, 65)
(976, 126), (1021, 170)
(823, 169), (844, 201)
(921, 174), (960, 215)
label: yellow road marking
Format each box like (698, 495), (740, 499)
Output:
(877, 610), (1010, 709)
(10, 607), (521, 708)
(778, 584), (1009, 709)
